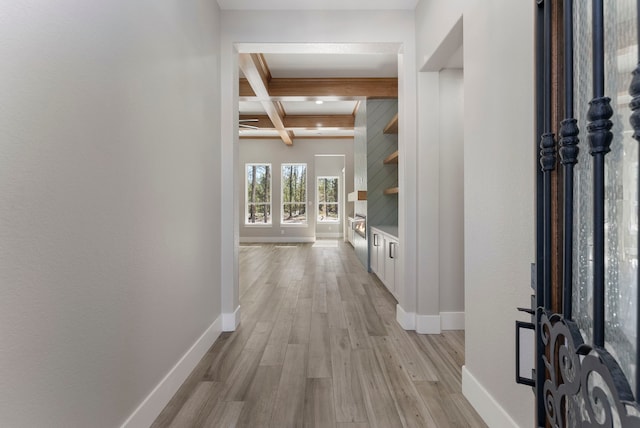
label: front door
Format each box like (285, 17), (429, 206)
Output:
(533, 0), (640, 426)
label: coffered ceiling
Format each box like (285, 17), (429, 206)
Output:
(225, 1), (416, 144)
(238, 52), (398, 144)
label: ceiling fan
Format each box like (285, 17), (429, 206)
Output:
(239, 118), (259, 130)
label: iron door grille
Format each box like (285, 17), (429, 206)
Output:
(532, 0), (640, 426)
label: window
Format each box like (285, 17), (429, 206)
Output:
(246, 163), (271, 225)
(281, 164), (307, 224)
(317, 176), (339, 222)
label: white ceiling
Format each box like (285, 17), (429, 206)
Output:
(238, 101), (265, 115)
(264, 53), (398, 78)
(217, 0), (418, 10)
(223, 1), (414, 141)
(281, 101), (358, 115)
(239, 50), (397, 139)
(238, 128), (354, 137)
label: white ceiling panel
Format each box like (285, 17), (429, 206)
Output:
(236, 43), (401, 55)
(217, 0), (417, 10)
(236, 38), (398, 140)
(239, 101), (265, 115)
(264, 53), (397, 78)
(238, 129), (281, 137)
(293, 129), (354, 137)
(281, 101), (357, 116)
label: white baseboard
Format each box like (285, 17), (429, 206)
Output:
(396, 306), (465, 334)
(315, 232), (343, 238)
(239, 236), (315, 243)
(440, 311), (465, 330)
(396, 304), (416, 330)
(462, 366), (519, 428)
(222, 305), (241, 331)
(120, 316), (222, 428)
(417, 315), (441, 334)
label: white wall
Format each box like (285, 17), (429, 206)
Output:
(415, 29), (465, 333)
(238, 139), (353, 241)
(0, 1), (222, 426)
(220, 9), (418, 330)
(416, 0), (535, 426)
(439, 69), (465, 314)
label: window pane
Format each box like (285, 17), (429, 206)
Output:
(282, 164), (307, 224)
(573, 0), (638, 391)
(247, 164), (271, 203)
(318, 178), (326, 203)
(283, 203), (306, 224)
(317, 176), (339, 222)
(246, 164), (271, 225)
(318, 203), (325, 221)
(325, 203), (338, 220)
(317, 177), (338, 203)
(247, 203), (271, 224)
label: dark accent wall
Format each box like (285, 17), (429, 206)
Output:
(352, 99), (398, 270)
(367, 99), (399, 228)
(353, 101), (368, 267)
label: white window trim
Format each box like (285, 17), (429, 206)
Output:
(245, 162), (273, 226)
(317, 175), (340, 223)
(281, 163), (308, 226)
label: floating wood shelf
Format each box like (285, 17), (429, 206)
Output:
(383, 113), (398, 134)
(347, 190), (367, 201)
(383, 187), (399, 195)
(383, 150), (399, 164)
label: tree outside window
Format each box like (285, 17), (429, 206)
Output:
(246, 163), (271, 224)
(317, 176), (339, 222)
(282, 164), (307, 224)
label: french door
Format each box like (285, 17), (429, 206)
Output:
(533, 0), (640, 426)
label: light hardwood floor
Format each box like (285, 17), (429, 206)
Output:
(152, 241), (487, 428)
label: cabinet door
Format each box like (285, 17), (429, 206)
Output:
(370, 230), (380, 273)
(384, 238), (397, 293)
(376, 234), (386, 280)
(347, 220), (354, 245)
(392, 239), (399, 295)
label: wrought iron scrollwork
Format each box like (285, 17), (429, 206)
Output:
(559, 119), (579, 165)
(540, 133), (558, 172)
(630, 32), (640, 404)
(629, 65), (640, 142)
(587, 97), (614, 156)
(540, 310), (640, 427)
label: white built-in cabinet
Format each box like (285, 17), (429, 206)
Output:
(369, 226), (399, 297)
(347, 217), (355, 246)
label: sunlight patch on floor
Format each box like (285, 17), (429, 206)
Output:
(312, 240), (339, 248)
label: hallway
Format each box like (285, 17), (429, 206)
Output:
(152, 242), (486, 427)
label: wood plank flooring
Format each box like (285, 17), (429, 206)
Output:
(152, 241), (486, 428)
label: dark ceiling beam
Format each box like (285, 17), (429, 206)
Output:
(238, 53), (293, 145)
(239, 114), (355, 129)
(239, 77), (397, 99)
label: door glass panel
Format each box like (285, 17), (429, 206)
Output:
(573, 0), (638, 392)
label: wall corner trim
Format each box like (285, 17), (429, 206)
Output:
(462, 366), (521, 428)
(222, 306), (241, 331)
(396, 304), (416, 330)
(440, 311), (465, 330)
(120, 316), (223, 428)
(416, 314), (441, 334)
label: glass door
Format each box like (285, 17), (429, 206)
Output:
(532, 0), (640, 426)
